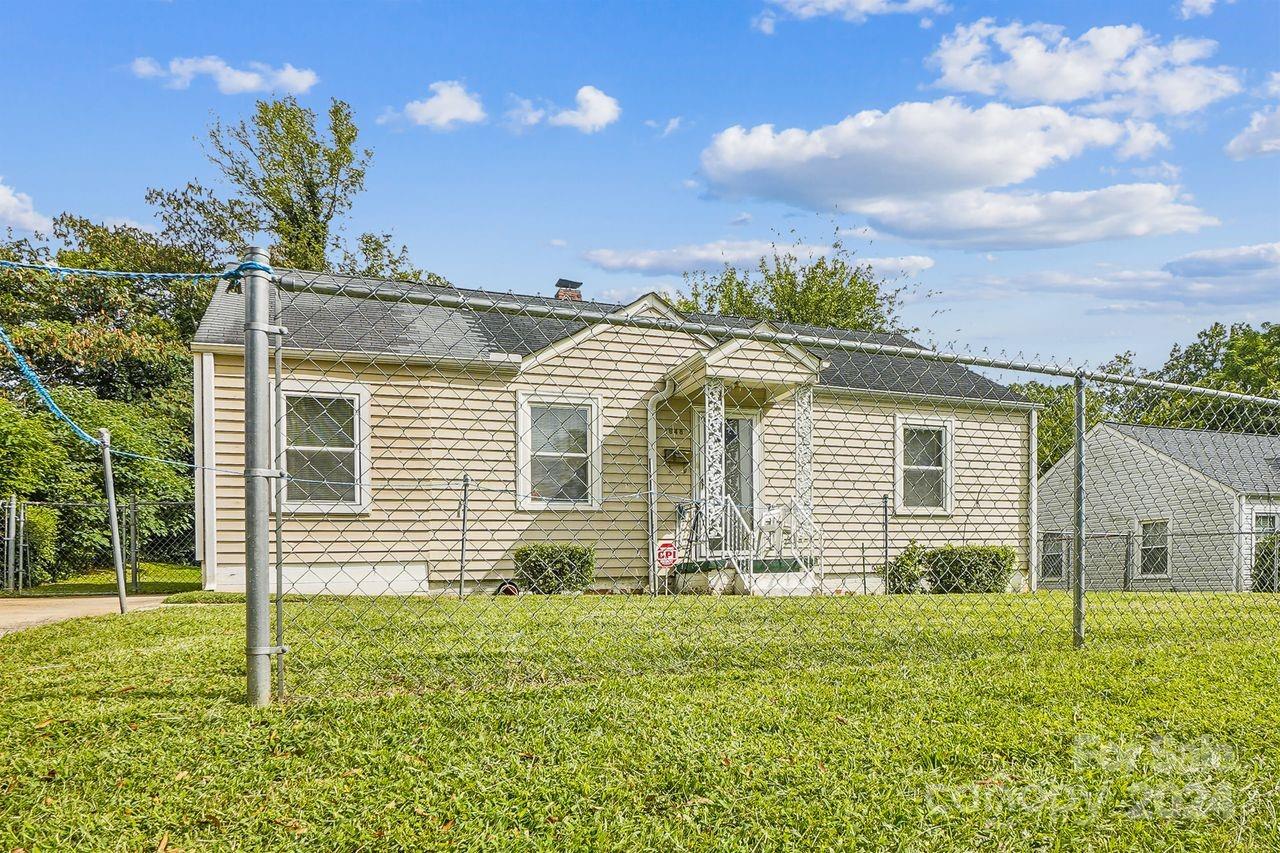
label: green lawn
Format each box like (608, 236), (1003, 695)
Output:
(3, 594), (1279, 850)
(3, 563), (201, 597)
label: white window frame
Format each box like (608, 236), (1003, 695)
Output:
(1040, 531), (1070, 580)
(894, 414), (954, 516)
(1136, 517), (1172, 578)
(276, 378), (372, 515)
(515, 391), (603, 511)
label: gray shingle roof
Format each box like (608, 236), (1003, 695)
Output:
(1106, 422), (1280, 494)
(193, 270), (1026, 405)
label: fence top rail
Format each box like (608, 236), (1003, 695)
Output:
(275, 274), (1280, 409)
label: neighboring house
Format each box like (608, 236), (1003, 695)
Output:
(1037, 422), (1280, 592)
(191, 271), (1038, 596)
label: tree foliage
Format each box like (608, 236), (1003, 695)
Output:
(676, 237), (913, 333)
(1013, 323), (1280, 475)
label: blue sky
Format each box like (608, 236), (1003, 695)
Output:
(2, 0), (1277, 368)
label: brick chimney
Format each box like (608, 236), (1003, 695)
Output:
(555, 278), (583, 301)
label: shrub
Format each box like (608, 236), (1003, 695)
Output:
(923, 545), (1016, 594)
(22, 505), (59, 587)
(1254, 534), (1280, 593)
(513, 543), (595, 594)
(884, 540), (926, 594)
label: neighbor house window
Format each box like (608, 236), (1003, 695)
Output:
(896, 416), (952, 514)
(1139, 519), (1170, 577)
(1256, 513), (1278, 541)
(517, 393), (602, 509)
(1041, 532), (1069, 580)
(279, 380), (370, 512)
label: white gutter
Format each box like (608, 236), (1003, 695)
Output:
(647, 379), (677, 595)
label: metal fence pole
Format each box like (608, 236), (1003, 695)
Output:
(1072, 374), (1086, 648)
(129, 496), (140, 593)
(459, 473), (470, 597)
(881, 494), (890, 573)
(243, 247), (274, 707)
(272, 305), (287, 702)
(4, 494), (14, 592)
(100, 429), (128, 614)
(16, 503), (25, 591)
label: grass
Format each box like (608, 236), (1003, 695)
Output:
(2, 593), (1280, 850)
(4, 563), (201, 597)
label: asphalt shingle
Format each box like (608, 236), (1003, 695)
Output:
(1106, 422), (1280, 495)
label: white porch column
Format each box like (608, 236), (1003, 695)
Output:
(794, 383), (814, 526)
(704, 378), (726, 544)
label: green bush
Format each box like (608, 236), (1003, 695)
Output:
(513, 543), (595, 594)
(22, 505), (59, 586)
(923, 545), (1016, 594)
(1254, 534), (1280, 593)
(884, 540), (926, 594)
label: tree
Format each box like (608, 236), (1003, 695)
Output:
(676, 236), (914, 334)
(334, 231), (451, 287)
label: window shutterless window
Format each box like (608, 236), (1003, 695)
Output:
(516, 393), (602, 509)
(1041, 532), (1068, 579)
(277, 380), (370, 513)
(1138, 519), (1170, 577)
(895, 416), (952, 514)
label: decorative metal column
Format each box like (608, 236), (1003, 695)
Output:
(704, 378), (726, 545)
(794, 383), (814, 526)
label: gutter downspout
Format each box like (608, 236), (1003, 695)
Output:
(647, 379), (677, 595)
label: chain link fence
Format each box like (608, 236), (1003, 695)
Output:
(2, 498), (198, 595)
(199, 265), (1280, 701)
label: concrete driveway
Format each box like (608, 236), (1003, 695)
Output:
(0, 595), (169, 636)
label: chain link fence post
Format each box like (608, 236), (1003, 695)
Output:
(243, 247), (275, 707)
(129, 496), (140, 593)
(1072, 373), (1086, 649)
(4, 494), (14, 592)
(100, 429), (128, 614)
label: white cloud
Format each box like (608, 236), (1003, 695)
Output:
(1267, 72), (1280, 98)
(1225, 105), (1280, 159)
(764, 0), (949, 25)
(702, 99), (1127, 209)
(1128, 160), (1182, 181)
(582, 239), (935, 279)
(0, 177), (51, 233)
(1179, 0), (1233, 19)
(930, 20), (1240, 117)
(130, 55), (318, 95)
(645, 117), (683, 137)
(976, 240), (1277, 310)
(548, 238), (569, 248)
(700, 98), (1214, 249)
(397, 81), (487, 130)
(504, 97), (546, 131)
(582, 239), (828, 276)
(730, 212), (754, 226)
(1162, 241), (1280, 278)
(862, 255), (935, 276)
(752, 11), (778, 34)
(548, 86), (621, 133)
(855, 184), (1216, 249)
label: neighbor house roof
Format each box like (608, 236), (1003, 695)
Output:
(193, 270), (1027, 406)
(1106, 422), (1280, 495)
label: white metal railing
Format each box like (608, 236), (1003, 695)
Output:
(675, 495), (823, 585)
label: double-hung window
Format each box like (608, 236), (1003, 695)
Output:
(279, 380), (370, 513)
(1138, 519), (1170, 577)
(517, 393), (602, 509)
(896, 416), (953, 514)
(1041, 532), (1069, 580)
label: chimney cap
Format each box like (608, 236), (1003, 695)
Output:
(555, 278), (582, 290)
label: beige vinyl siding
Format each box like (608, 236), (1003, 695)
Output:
(204, 322), (1032, 594)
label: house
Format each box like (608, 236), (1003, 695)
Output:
(190, 271), (1039, 596)
(1036, 422), (1280, 592)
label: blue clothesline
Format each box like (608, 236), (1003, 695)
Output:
(0, 258), (273, 456)
(0, 258), (272, 281)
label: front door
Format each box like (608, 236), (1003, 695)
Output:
(694, 413), (759, 553)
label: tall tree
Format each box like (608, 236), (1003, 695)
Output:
(676, 237), (914, 334)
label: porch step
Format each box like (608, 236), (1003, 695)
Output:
(671, 559), (821, 596)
